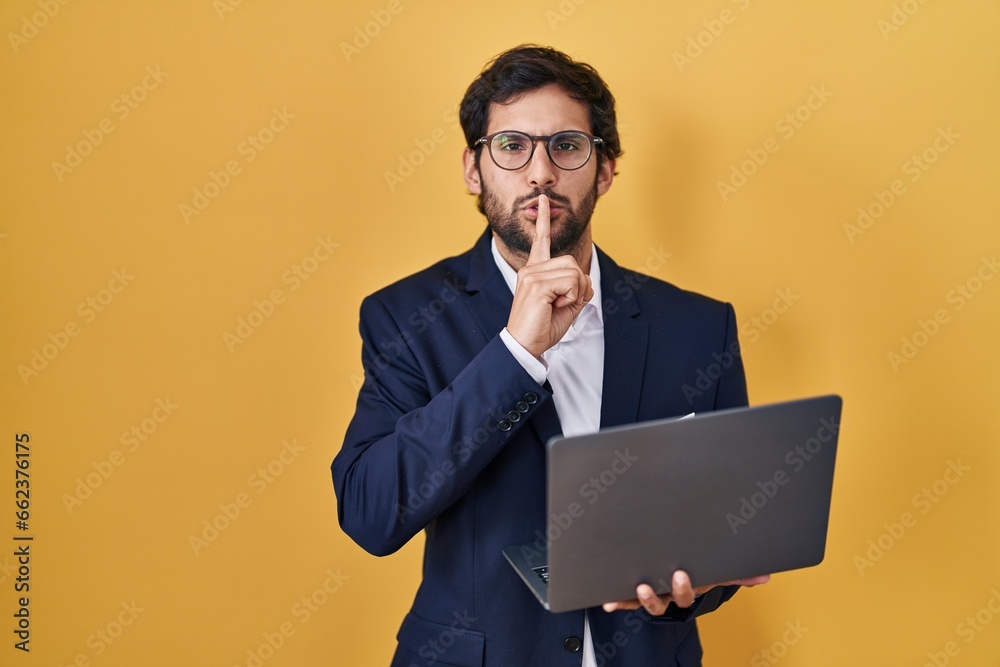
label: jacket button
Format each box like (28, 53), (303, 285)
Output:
(499, 419), (512, 431)
(563, 636), (582, 652)
(524, 392), (538, 404)
(507, 410), (520, 422)
(515, 401), (529, 413)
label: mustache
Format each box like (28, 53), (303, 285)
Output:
(514, 188), (572, 208)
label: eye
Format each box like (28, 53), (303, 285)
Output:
(496, 134), (528, 152)
(551, 134), (586, 152)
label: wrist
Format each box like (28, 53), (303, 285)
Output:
(499, 328), (548, 385)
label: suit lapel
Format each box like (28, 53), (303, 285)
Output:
(463, 229), (514, 345)
(597, 248), (649, 429)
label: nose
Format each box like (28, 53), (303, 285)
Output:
(525, 139), (557, 189)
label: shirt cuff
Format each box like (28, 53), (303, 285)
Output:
(500, 328), (548, 386)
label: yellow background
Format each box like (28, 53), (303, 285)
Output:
(1, 0), (998, 665)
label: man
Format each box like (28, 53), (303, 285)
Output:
(333, 45), (766, 666)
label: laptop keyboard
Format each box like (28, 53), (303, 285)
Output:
(532, 566), (549, 585)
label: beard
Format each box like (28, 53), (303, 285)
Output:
(480, 177), (598, 257)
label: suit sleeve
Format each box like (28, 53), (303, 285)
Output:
(332, 294), (548, 557)
(712, 302), (749, 411)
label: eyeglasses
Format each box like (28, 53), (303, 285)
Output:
(475, 130), (604, 171)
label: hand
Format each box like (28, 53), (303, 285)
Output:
(505, 194), (594, 358)
(602, 570), (771, 616)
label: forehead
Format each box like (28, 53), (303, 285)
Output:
(485, 83), (591, 135)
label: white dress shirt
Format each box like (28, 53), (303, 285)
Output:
(492, 237), (604, 666)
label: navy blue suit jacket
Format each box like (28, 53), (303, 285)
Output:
(333, 230), (749, 666)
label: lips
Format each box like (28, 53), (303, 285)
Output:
(523, 198), (563, 217)
(524, 205), (561, 220)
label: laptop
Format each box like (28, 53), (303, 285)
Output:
(502, 394), (842, 613)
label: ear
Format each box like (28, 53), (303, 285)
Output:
(463, 147), (482, 195)
(596, 157), (615, 196)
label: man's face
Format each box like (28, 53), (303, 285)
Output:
(463, 83), (615, 263)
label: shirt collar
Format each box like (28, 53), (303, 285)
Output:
(490, 236), (604, 327)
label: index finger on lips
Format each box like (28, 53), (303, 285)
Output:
(526, 194), (551, 266)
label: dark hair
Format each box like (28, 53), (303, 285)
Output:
(459, 45), (623, 165)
